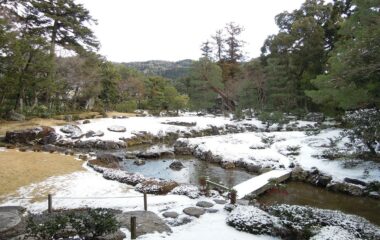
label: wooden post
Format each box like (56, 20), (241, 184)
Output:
(143, 192), (147, 211)
(229, 190), (237, 204)
(48, 194), (53, 213)
(130, 216), (137, 239)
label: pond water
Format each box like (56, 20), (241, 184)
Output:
(120, 156), (255, 188)
(258, 181), (380, 226)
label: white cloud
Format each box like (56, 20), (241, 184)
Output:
(76, 0), (305, 62)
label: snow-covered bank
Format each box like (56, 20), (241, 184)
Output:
(175, 129), (380, 183)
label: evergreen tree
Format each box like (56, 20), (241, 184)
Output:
(306, 0), (380, 112)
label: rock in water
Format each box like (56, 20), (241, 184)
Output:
(183, 207), (205, 218)
(133, 159), (146, 166)
(169, 161), (185, 170)
(107, 125), (126, 132)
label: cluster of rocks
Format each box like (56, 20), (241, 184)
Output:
(227, 204), (380, 240)
(162, 200), (222, 227)
(87, 161), (179, 195)
(162, 121), (196, 127)
(291, 166), (380, 198)
(5, 126), (57, 145)
(56, 139), (126, 150)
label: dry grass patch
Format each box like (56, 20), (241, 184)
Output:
(105, 111), (136, 118)
(0, 149), (84, 196)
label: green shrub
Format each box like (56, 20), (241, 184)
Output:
(26, 209), (119, 239)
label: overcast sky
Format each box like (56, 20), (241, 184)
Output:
(76, 0), (305, 63)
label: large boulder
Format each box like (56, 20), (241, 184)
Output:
(0, 206), (27, 239)
(5, 126), (57, 145)
(88, 153), (123, 169)
(116, 211), (172, 237)
(169, 161), (185, 170)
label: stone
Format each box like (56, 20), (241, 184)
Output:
(116, 211), (172, 237)
(136, 152), (160, 159)
(224, 204), (236, 212)
(213, 199), (227, 204)
(7, 110), (25, 121)
(164, 121), (196, 127)
(344, 177), (367, 186)
(89, 153), (123, 169)
(169, 161), (185, 171)
(93, 130), (105, 137)
(289, 162), (295, 168)
(206, 208), (218, 213)
(162, 211), (179, 218)
(196, 201), (214, 208)
(133, 159), (146, 166)
(107, 125), (126, 132)
(83, 119), (91, 124)
(317, 175), (332, 187)
(60, 124), (82, 135)
(327, 181), (365, 196)
(0, 206), (27, 239)
(291, 166), (309, 181)
(85, 130), (96, 138)
(221, 161), (235, 169)
(160, 151), (175, 158)
(166, 216), (193, 227)
(183, 207), (205, 218)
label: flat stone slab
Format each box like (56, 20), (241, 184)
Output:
(116, 211), (171, 237)
(0, 206), (26, 238)
(196, 201), (214, 208)
(107, 125), (126, 132)
(162, 211), (179, 218)
(183, 207), (205, 218)
(213, 199), (227, 204)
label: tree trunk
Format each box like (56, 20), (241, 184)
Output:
(15, 53), (33, 112)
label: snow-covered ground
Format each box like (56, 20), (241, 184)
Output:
(54, 114), (242, 142)
(178, 129), (380, 182)
(1, 163), (276, 240)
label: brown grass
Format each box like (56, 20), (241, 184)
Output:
(0, 149), (84, 196)
(105, 111), (136, 118)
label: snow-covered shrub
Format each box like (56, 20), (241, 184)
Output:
(170, 184), (200, 199)
(226, 206), (282, 235)
(344, 108), (380, 156)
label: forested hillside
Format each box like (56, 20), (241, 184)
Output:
(123, 59), (193, 80)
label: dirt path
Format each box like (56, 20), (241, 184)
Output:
(0, 149), (84, 197)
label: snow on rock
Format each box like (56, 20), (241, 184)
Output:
(226, 206), (282, 235)
(170, 184), (200, 199)
(310, 226), (359, 240)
